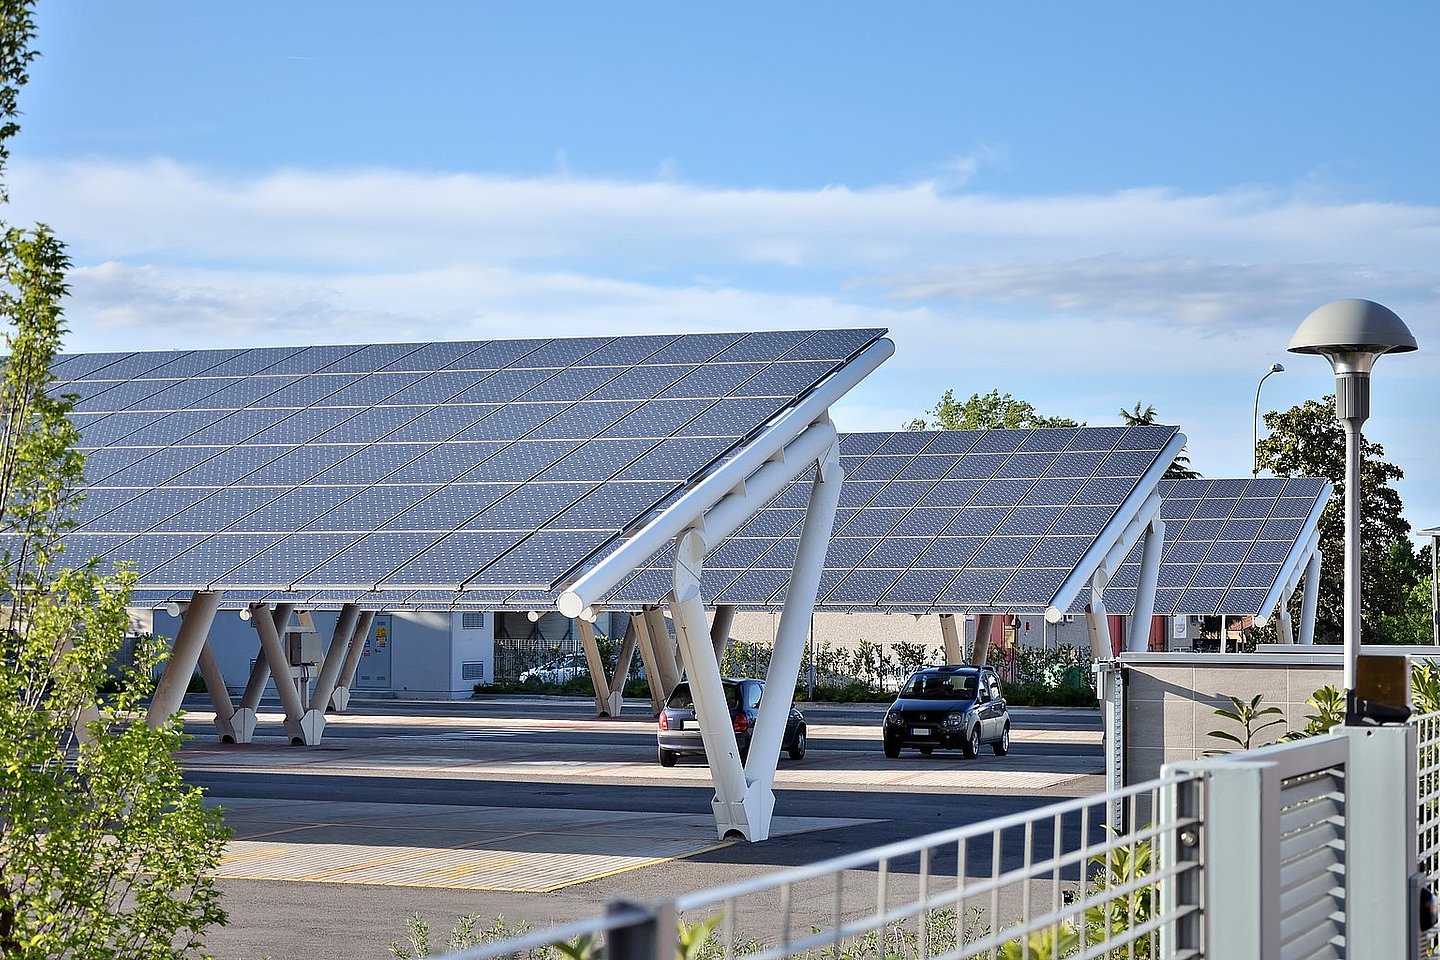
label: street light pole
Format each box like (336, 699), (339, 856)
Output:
(1252, 362), (1284, 477)
(1288, 299), (1417, 704)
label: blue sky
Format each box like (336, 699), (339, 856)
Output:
(12, 2), (1440, 537)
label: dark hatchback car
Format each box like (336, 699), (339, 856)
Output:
(656, 678), (806, 767)
(883, 665), (1010, 758)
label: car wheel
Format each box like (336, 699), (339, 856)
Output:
(788, 728), (807, 761)
(918, 746), (933, 756)
(961, 726), (980, 759)
(992, 724), (1010, 756)
(658, 747), (677, 767)
(883, 738), (901, 758)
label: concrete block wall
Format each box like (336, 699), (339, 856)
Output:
(1121, 652), (1345, 784)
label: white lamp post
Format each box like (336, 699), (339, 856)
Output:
(1252, 362), (1284, 477)
(1288, 299), (1417, 702)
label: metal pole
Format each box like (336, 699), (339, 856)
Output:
(1342, 417), (1362, 692)
(1252, 363), (1283, 477)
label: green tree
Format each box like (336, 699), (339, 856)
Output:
(0, 3), (229, 956)
(1254, 395), (1420, 644)
(904, 388), (1082, 431)
(1119, 401), (1201, 479)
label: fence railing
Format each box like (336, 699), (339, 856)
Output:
(439, 721), (1429, 960)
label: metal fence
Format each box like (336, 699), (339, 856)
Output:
(1417, 710), (1440, 958)
(437, 721), (1428, 960)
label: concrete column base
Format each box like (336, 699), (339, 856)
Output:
(300, 709), (327, 745)
(331, 687), (351, 712)
(227, 707), (258, 744)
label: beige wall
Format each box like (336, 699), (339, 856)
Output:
(727, 610), (1095, 655)
(1121, 652), (1348, 783)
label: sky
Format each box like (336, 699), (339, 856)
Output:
(11, 2), (1440, 539)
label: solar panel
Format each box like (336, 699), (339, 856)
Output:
(607, 425), (1179, 613)
(1098, 476), (1330, 616)
(55, 329), (888, 597)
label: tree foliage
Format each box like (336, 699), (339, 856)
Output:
(1118, 401), (1200, 479)
(0, 3), (229, 956)
(905, 389), (1081, 431)
(1254, 394), (1424, 644)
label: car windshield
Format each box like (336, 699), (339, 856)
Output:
(901, 673), (978, 700)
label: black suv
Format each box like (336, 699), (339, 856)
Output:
(883, 665), (1010, 758)
(656, 678), (806, 767)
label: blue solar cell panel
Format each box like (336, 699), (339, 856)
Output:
(1096, 450), (1158, 477)
(1206, 479), (1251, 498)
(193, 376), (298, 410)
(970, 431), (1028, 454)
(1160, 497), (1200, 521)
(1191, 563), (1240, 589)
(1178, 588), (1227, 614)
(224, 534), (366, 585)
(646, 332), (745, 364)
(381, 342), (485, 372)
(734, 508), (806, 540)
(262, 345), (364, 376)
(1027, 537), (1091, 567)
(317, 372), (427, 407)
(915, 537), (984, 568)
(1246, 540), (1296, 563)
(1166, 541), (1211, 564)
(836, 509), (904, 538)
(383, 370), (492, 405)
(382, 484), (515, 530)
(1257, 518), (1304, 541)
(141, 533), (282, 583)
(657, 363), (763, 400)
(77, 352), (173, 380)
(116, 410), (233, 446)
(1221, 587), (1270, 611)
(255, 374), (363, 408)
(170, 446), (289, 485)
(877, 568), (957, 605)
(181, 408), (292, 445)
(608, 568), (675, 605)
(317, 342), (426, 374)
(585, 365), (689, 401)
(459, 440), (581, 482)
(612, 436), (733, 481)
(451, 339), (551, 370)
(970, 538), (1034, 567)
(895, 456), (953, 481)
(1178, 517), (1225, 542)
(997, 452), (1062, 479)
(79, 446), (160, 483)
(202, 347), (306, 378)
(549, 482), (673, 529)
(818, 538), (872, 567)
(55, 533), (144, 566)
(513, 337), (613, 369)
(838, 433), (889, 457)
(148, 488), (286, 532)
(466, 483), (596, 530)
(78, 379), (183, 411)
(1075, 477), (1137, 506)
(380, 408), (492, 446)
(1274, 496), (1322, 518)
(939, 570), (1010, 606)
(780, 328), (879, 361)
(864, 537), (928, 568)
(313, 406), (424, 443)
(605, 399), (715, 439)
(244, 408), (361, 445)
(683, 397), (788, 437)
(580, 334), (678, 366)
(716, 569), (790, 604)
(247, 445), (356, 484)
(827, 569), (904, 604)
(303, 486), (439, 531)
(1231, 563), (1282, 588)
(229, 487), (361, 531)
(996, 568), (1069, 605)
(1022, 477), (1087, 505)
(968, 479), (1035, 507)
(1047, 451), (1106, 478)
(532, 439), (651, 481)
(892, 509), (957, 537)
(850, 456), (915, 483)
(72, 488), (146, 529)
(52, 352), (134, 380)
(998, 506), (1064, 536)
(944, 454), (1007, 481)
(451, 402), (567, 441)
(518, 366), (627, 401)
(917, 479), (984, 508)
(837, 481), (887, 508)
(296, 531), (439, 585)
(1219, 519), (1265, 541)
(709, 538), (777, 568)
(1205, 541), (1252, 564)
(525, 401), (643, 440)
(1017, 429), (1080, 453)
(733, 361), (839, 398)
(73, 411), (168, 447)
(450, 369), (557, 404)
(384, 441), (508, 483)
(868, 480), (930, 508)
(101, 447), (225, 487)
(475, 529), (612, 587)
(944, 508), (1008, 538)
(713, 330), (812, 363)
(312, 444), (432, 483)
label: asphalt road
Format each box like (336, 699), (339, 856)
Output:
(180, 695), (1104, 960)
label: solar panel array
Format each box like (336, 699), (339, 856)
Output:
(56, 329), (886, 607)
(1096, 476), (1330, 616)
(607, 425), (1180, 613)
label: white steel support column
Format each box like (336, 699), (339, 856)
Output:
(1277, 601), (1296, 645)
(939, 613), (963, 664)
(577, 618), (613, 716)
(642, 605), (681, 698)
(310, 603), (359, 713)
(970, 614), (995, 666)
(670, 533), (752, 839)
(608, 617), (640, 716)
(1127, 516), (1165, 653)
(631, 606), (667, 713)
(148, 590), (222, 727)
(196, 640), (245, 743)
(250, 602), (308, 744)
(1298, 548), (1322, 646)
(746, 448), (842, 814)
(1085, 565), (1114, 663)
(710, 604), (737, 664)
(331, 610), (375, 711)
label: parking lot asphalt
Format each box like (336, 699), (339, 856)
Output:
(180, 695), (1104, 960)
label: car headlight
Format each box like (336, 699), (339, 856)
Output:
(944, 713), (966, 728)
(885, 712), (903, 727)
